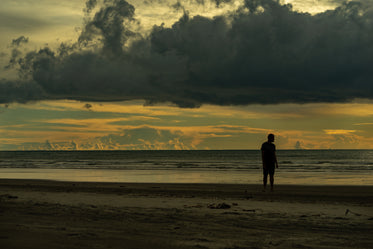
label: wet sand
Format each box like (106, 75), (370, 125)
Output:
(1, 179), (372, 249)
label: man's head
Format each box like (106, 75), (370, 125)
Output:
(268, 134), (275, 143)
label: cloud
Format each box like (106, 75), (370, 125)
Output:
(0, 80), (45, 103)
(5, 36), (30, 70)
(354, 122), (373, 126)
(323, 129), (356, 135)
(84, 103), (93, 110)
(11, 36), (29, 46)
(294, 140), (302, 149)
(2, 0), (373, 107)
(79, 0), (135, 55)
(18, 126), (195, 150)
(85, 0), (98, 14)
(171, 0), (233, 10)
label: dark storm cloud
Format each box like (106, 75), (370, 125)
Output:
(79, 0), (135, 55)
(11, 36), (29, 46)
(84, 0), (98, 13)
(214, 0), (233, 7)
(2, 0), (373, 107)
(5, 36), (30, 70)
(0, 80), (45, 103)
(171, 1), (184, 11)
(171, 0), (233, 8)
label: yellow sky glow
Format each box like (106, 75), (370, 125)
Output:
(1, 1), (373, 150)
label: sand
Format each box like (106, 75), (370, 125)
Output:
(0, 179), (372, 249)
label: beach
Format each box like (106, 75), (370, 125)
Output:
(0, 179), (372, 249)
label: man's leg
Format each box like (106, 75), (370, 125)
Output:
(270, 174), (274, 191)
(263, 168), (268, 191)
(269, 166), (275, 191)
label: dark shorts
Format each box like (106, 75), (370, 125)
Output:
(263, 164), (275, 176)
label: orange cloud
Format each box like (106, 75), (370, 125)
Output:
(323, 129), (357, 135)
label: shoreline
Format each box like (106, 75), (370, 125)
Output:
(1, 168), (372, 186)
(1, 178), (373, 205)
(1, 179), (373, 249)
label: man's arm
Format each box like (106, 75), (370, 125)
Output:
(261, 150), (266, 169)
(274, 151), (279, 168)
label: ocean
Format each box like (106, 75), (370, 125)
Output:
(0, 150), (372, 185)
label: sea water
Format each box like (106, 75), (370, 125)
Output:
(0, 150), (372, 185)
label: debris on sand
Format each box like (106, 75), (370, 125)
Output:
(207, 203), (231, 209)
(0, 194), (18, 200)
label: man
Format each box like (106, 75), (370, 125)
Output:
(261, 134), (278, 191)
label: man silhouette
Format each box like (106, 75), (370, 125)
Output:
(261, 134), (278, 191)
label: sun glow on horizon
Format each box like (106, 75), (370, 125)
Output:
(1, 99), (373, 150)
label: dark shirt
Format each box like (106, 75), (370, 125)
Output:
(261, 142), (276, 165)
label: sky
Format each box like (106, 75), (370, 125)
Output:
(0, 0), (373, 150)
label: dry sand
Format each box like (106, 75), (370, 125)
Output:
(0, 179), (372, 249)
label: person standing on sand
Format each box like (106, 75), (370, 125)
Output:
(261, 134), (279, 192)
